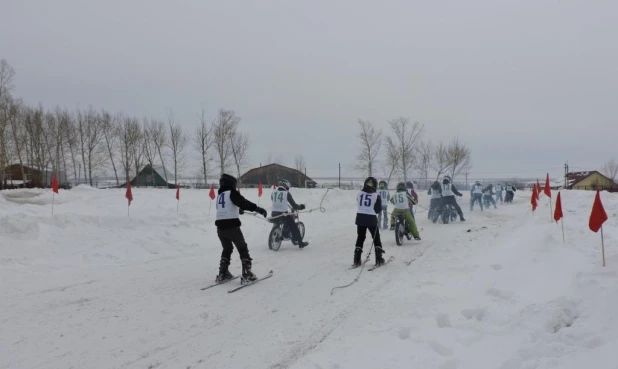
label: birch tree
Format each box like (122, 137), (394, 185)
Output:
(194, 109), (214, 185)
(446, 136), (472, 181)
(385, 117), (424, 182)
(355, 119), (382, 177)
(213, 109), (239, 176)
(167, 111), (187, 184)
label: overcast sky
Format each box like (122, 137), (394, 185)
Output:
(1, 0), (616, 181)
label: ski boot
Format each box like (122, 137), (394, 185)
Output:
(353, 247), (362, 267)
(241, 258), (257, 283)
(298, 241), (309, 248)
(375, 246), (385, 266)
(215, 258), (234, 282)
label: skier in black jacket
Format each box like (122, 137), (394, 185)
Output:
(441, 175), (465, 221)
(215, 173), (268, 283)
(353, 176), (385, 267)
(270, 179), (308, 248)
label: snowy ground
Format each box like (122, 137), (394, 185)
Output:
(1, 186), (617, 369)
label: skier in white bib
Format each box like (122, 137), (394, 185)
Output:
(354, 177), (385, 267)
(470, 181), (484, 211)
(377, 180), (390, 229)
(494, 183), (504, 204)
(271, 179), (308, 248)
(441, 175), (466, 221)
(214, 174), (268, 283)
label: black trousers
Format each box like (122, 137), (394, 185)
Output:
(273, 212), (303, 242)
(470, 194), (483, 210)
(217, 227), (251, 264)
(428, 198), (442, 218)
(443, 196), (464, 216)
(355, 225), (382, 249)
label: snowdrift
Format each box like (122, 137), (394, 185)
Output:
(1, 187), (616, 369)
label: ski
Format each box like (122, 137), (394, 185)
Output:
(201, 276), (239, 290)
(228, 270), (273, 293)
(368, 256), (394, 271)
(405, 252), (424, 266)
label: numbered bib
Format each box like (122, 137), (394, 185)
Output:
(216, 191), (240, 220)
(473, 185), (484, 194)
(442, 183), (454, 196)
(271, 189), (289, 212)
(357, 191), (378, 215)
(378, 190), (389, 202)
(393, 191), (409, 209)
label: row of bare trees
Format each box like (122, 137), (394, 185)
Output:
(355, 117), (472, 187)
(0, 59), (250, 189)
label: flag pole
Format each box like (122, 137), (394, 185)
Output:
(601, 226), (606, 267)
(52, 193), (55, 214)
(549, 197), (553, 223)
(560, 218), (565, 243)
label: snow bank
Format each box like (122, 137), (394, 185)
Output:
(1, 188), (616, 369)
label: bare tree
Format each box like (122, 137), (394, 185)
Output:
(194, 109), (214, 185)
(213, 109), (239, 176)
(101, 110), (121, 185)
(76, 107), (106, 185)
(446, 136), (472, 181)
(414, 140), (433, 188)
(231, 132), (249, 182)
(382, 141), (400, 186)
(167, 111), (187, 184)
(385, 117), (424, 182)
(149, 119), (169, 182)
(295, 154), (306, 172)
(355, 119), (382, 177)
(432, 141), (451, 180)
(266, 152), (284, 165)
(118, 117), (141, 182)
(0, 59), (15, 102)
(142, 118), (159, 186)
(603, 158), (618, 183)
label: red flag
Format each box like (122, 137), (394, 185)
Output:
(176, 183), (180, 200)
(258, 182), (263, 197)
(126, 180), (133, 205)
(589, 190), (608, 233)
(535, 181), (540, 200)
(544, 173), (551, 197)
(209, 184), (216, 200)
(554, 191), (563, 222)
(531, 185), (538, 211)
(51, 174), (59, 194)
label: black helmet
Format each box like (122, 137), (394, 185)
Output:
(220, 173), (237, 188)
(396, 182), (406, 191)
(443, 175), (451, 184)
(278, 179), (290, 190)
(364, 177), (377, 189)
(378, 180), (387, 188)
(431, 181), (441, 190)
(406, 181), (414, 189)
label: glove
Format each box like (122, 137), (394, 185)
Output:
(256, 207), (268, 218)
(239, 209), (245, 215)
(298, 204), (306, 210)
(457, 194), (463, 197)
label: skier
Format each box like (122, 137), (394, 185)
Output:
(215, 173), (268, 283)
(441, 175), (466, 221)
(354, 177), (385, 267)
(377, 180), (390, 229)
(389, 182), (421, 240)
(505, 183), (517, 203)
(271, 179), (308, 248)
(470, 181), (484, 211)
(405, 181), (419, 220)
(483, 183), (497, 209)
(494, 183), (504, 204)
(427, 180), (442, 220)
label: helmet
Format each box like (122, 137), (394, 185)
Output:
(219, 173), (237, 188)
(364, 176), (377, 189)
(378, 180), (387, 189)
(443, 175), (451, 184)
(431, 181), (441, 190)
(396, 182), (406, 191)
(406, 181), (414, 189)
(278, 179), (290, 190)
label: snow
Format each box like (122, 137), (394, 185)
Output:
(1, 187), (617, 369)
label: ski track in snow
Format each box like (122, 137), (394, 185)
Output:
(1, 187), (617, 369)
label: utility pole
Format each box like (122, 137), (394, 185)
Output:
(564, 161), (569, 188)
(465, 173), (468, 190)
(338, 163), (341, 188)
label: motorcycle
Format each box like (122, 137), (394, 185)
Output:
(267, 212), (305, 251)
